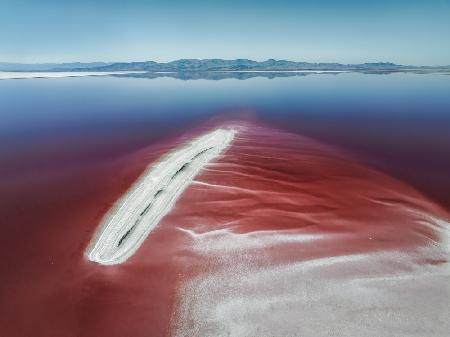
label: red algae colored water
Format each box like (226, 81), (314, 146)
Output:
(0, 120), (448, 337)
(0, 134), (182, 337)
(168, 122), (449, 337)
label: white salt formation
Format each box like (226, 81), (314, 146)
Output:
(86, 128), (236, 265)
(0, 71), (145, 79)
(172, 215), (450, 337)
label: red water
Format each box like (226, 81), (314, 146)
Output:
(0, 120), (448, 337)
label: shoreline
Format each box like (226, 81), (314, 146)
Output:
(0, 71), (146, 80)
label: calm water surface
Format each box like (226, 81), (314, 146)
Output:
(1, 73), (449, 208)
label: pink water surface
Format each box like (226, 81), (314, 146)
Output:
(0, 120), (448, 337)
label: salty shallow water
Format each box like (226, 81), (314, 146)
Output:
(0, 73), (449, 337)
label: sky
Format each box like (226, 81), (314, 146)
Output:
(1, 0), (449, 65)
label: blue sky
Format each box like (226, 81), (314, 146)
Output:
(1, 0), (449, 65)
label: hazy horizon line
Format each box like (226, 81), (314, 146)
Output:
(1, 58), (449, 67)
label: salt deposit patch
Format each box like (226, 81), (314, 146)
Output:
(86, 128), (236, 265)
(172, 212), (450, 337)
(0, 71), (145, 79)
(178, 227), (326, 254)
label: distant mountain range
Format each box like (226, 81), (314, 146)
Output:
(1, 59), (449, 72)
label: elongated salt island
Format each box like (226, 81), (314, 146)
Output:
(87, 128), (236, 265)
